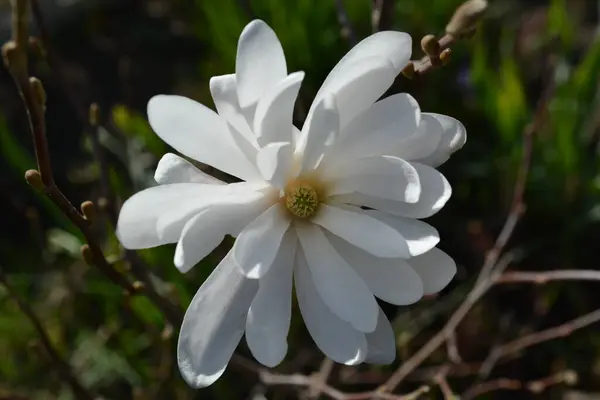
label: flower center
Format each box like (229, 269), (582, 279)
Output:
(284, 180), (320, 219)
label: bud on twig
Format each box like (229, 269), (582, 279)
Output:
(446, 0), (488, 38)
(29, 77), (46, 106)
(89, 103), (100, 127)
(80, 201), (96, 223)
(81, 244), (94, 266)
(440, 48), (453, 65)
(421, 35), (441, 58)
(24, 169), (44, 190)
(401, 62), (416, 79)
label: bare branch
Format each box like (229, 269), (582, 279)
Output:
(371, 0), (395, 32)
(334, 0), (357, 46)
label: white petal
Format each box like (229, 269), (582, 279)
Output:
(365, 307), (396, 364)
(312, 204), (410, 258)
(332, 163), (451, 219)
(296, 223), (379, 332)
(390, 113), (443, 161)
(156, 182), (269, 242)
(174, 191), (272, 273)
(321, 94), (421, 169)
(295, 250), (367, 365)
(298, 94), (339, 172)
(256, 142), (293, 189)
(254, 72), (304, 146)
(236, 20), (287, 108)
(328, 233), (424, 305)
(233, 205), (291, 278)
(209, 74), (254, 142)
(117, 183), (228, 249)
(417, 113), (467, 167)
(147, 95), (261, 182)
(245, 232), (296, 367)
(154, 153), (225, 185)
(327, 156), (421, 204)
(408, 248), (457, 295)
(362, 210), (439, 257)
(227, 121), (259, 169)
(178, 252), (258, 388)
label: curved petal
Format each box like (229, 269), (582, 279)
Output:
(178, 252), (258, 388)
(295, 250), (367, 365)
(362, 210), (440, 257)
(312, 204), (410, 258)
(408, 248), (457, 295)
(332, 163), (451, 219)
(321, 94), (420, 170)
(254, 72), (304, 146)
(327, 156), (421, 204)
(390, 113), (443, 161)
(256, 142), (293, 189)
(117, 183), (235, 249)
(298, 95), (339, 172)
(174, 191), (272, 273)
(154, 153), (225, 185)
(236, 20), (287, 108)
(156, 182), (270, 243)
(233, 205), (291, 278)
(365, 307), (396, 364)
(296, 223), (379, 332)
(416, 113), (467, 167)
(245, 232), (296, 367)
(147, 95), (261, 181)
(209, 74), (254, 141)
(328, 233), (424, 306)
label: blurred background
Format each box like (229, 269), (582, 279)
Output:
(1, 0), (600, 398)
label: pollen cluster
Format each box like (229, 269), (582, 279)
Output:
(284, 181), (320, 219)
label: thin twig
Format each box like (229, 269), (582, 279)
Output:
(497, 270), (600, 284)
(308, 358), (335, 399)
(371, 0), (395, 32)
(0, 269), (95, 400)
(3, 0), (136, 294)
(445, 330), (462, 364)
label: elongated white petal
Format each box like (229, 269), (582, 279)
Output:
(117, 183), (232, 249)
(233, 205), (291, 278)
(236, 20), (287, 108)
(295, 250), (367, 365)
(408, 248), (457, 294)
(416, 113), (467, 167)
(154, 153), (225, 185)
(256, 142), (293, 189)
(365, 307), (396, 364)
(209, 74), (254, 141)
(312, 205), (410, 258)
(254, 72), (304, 146)
(332, 163), (451, 219)
(328, 156), (421, 204)
(245, 232), (296, 367)
(389, 113), (443, 161)
(362, 210), (439, 257)
(174, 192), (272, 273)
(321, 94), (420, 169)
(178, 252), (258, 388)
(156, 182), (269, 242)
(227, 121), (259, 169)
(298, 95), (339, 172)
(305, 32), (411, 131)
(328, 233), (424, 305)
(296, 223), (378, 332)
(147, 95), (261, 182)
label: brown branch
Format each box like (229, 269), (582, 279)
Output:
(334, 0), (357, 46)
(497, 270), (600, 284)
(371, 0), (395, 32)
(0, 269), (95, 400)
(308, 358), (335, 399)
(3, 1), (136, 294)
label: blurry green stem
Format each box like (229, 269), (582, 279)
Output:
(0, 269), (96, 400)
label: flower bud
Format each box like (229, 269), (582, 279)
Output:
(81, 244), (94, 266)
(401, 62), (416, 79)
(446, 0), (488, 38)
(81, 200), (96, 223)
(24, 169), (44, 190)
(29, 77), (46, 107)
(421, 34), (441, 58)
(440, 48), (452, 65)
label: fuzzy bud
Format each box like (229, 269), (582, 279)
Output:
(132, 281), (145, 292)
(80, 201), (96, 223)
(563, 370), (578, 385)
(24, 169), (44, 190)
(29, 77), (46, 107)
(440, 48), (453, 65)
(446, 0), (488, 38)
(421, 34), (441, 58)
(81, 244), (94, 266)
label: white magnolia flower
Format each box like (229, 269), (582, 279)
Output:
(117, 20), (466, 388)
